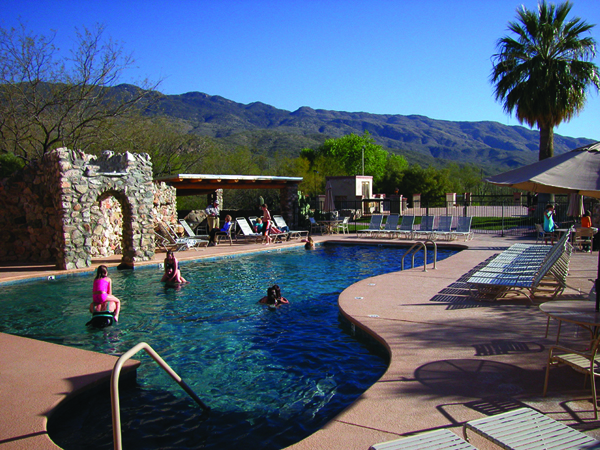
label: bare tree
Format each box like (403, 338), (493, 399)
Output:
(0, 23), (159, 162)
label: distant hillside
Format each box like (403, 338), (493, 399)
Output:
(143, 88), (595, 172)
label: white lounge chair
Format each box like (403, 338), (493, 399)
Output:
(357, 214), (384, 237)
(370, 428), (476, 450)
(248, 216), (259, 230)
(235, 218), (263, 243)
(273, 215), (308, 240)
(467, 231), (573, 302)
(463, 407), (600, 449)
(156, 222), (204, 251)
(179, 219), (209, 243)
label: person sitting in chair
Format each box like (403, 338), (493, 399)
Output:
(209, 215), (232, 246)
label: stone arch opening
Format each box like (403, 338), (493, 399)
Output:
(91, 190), (130, 259)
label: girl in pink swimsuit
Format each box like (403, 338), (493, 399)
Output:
(89, 265), (121, 322)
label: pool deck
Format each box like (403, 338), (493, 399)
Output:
(0, 233), (599, 449)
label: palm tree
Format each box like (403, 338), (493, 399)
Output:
(492, 1), (599, 160)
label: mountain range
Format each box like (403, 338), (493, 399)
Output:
(143, 88), (596, 172)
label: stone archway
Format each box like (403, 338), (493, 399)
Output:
(53, 148), (155, 269)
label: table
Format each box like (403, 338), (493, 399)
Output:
(539, 300), (600, 343)
(554, 228), (571, 237)
(318, 220), (342, 235)
(554, 227), (597, 244)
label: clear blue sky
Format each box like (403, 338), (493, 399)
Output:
(2, 0), (599, 141)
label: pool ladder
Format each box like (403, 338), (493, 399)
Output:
(401, 240), (437, 272)
(111, 342), (210, 450)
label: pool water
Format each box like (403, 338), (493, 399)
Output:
(0, 244), (457, 450)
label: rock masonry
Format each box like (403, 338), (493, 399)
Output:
(0, 148), (177, 270)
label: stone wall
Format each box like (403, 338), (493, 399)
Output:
(0, 159), (61, 262)
(0, 148), (160, 269)
(153, 181), (178, 226)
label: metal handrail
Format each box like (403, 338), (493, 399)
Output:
(401, 240), (437, 272)
(111, 342), (210, 450)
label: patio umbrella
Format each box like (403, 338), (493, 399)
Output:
(485, 142), (600, 196)
(324, 181), (335, 212)
(567, 193), (584, 218)
(485, 141), (600, 309)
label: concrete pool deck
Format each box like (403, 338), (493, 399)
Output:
(0, 233), (599, 449)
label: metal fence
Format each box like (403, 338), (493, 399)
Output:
(311, 194), (597, 237)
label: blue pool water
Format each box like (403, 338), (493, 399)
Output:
(0, 244), (457, 449)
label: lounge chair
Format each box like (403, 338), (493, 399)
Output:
(235, 218), (264, 243)
(370, 428), (476, 450)
(463, 407), (600, 448)
(377, 214), (400, 238)
(273, 215), (308, 240)
(395, 216), (415, 240)
(357, 214), (384, 237)
(155, 222), (204, 251)
(412, 216), (436, 240)
(179, 219), (209, 243)
(467, 231), (573, 302)
(431, 216), (453, 241)
(450, 217), (473, 241)
(544, 336), (600, 419)
(248, 216), (259, 230)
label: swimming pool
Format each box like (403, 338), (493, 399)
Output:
(0, 243), (457, 449)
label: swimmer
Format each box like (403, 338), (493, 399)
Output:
(258, 286), (278, 308)
(304, 236), (315, 250)
(272, 285), (289, 304)
(161, 250), (188, 283)
(89, 265), (121, 322)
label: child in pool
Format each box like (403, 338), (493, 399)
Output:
(89, 265), (121, 322)
(272, 285), (289, 304)
(258, 286), (278, 308)
(161, 250), (187, 283)
(304, 236), (315, 250)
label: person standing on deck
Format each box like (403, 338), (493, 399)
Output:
(261, 204), (272, 245)
(543, 204), (556, 245)
(205, 200), (220, 232)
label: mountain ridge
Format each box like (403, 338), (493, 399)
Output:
(143, 87), (595, 171)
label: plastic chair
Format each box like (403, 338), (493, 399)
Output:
(535, 223), (554, 244)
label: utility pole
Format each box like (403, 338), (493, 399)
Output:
(362, 145), (365, 176)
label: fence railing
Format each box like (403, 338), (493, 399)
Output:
(309, 194), (596, 238)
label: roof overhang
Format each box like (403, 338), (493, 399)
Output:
(155, 174), (304, 196)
